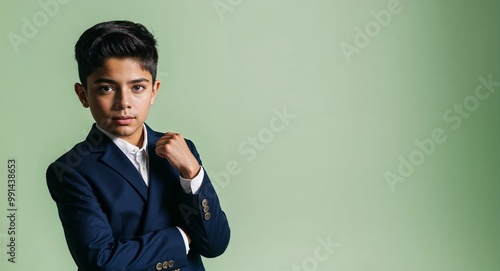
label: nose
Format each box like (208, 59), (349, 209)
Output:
(114, 89), (132, 110)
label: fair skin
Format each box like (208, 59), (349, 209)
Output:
(74, 57), (200, 179)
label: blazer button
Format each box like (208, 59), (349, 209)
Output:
(162, 261), (169, 269)
(203, 206), (210, 213)
(201, 198), (208, 207)
(204, 212), (211, 220)
(168, 260), (175, 268)
(156, 262), (163, 270)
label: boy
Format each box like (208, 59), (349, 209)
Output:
(46, 20), (230, 271)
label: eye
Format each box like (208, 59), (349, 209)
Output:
(132, 85), (146, 92)
(99, 85), (114, 93)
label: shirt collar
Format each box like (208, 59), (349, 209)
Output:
(96, 124), (148, 155)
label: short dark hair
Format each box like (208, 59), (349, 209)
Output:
(75, 20), (158, 88)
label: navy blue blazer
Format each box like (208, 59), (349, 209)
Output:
(46, 124), (230, 271)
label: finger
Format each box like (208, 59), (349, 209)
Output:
(163, 132), (180, 138)
(155, 144), (170, 158)
(155, 137), (169, 146)
(156, 134), (175, 145)
(164, 132), (183, 141)
(155, 146), (164, 157)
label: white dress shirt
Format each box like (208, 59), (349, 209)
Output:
(96, 124), (204, 254)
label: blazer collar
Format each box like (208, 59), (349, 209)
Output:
(84, 124), (159, 201)
(83, 124), (175, 206)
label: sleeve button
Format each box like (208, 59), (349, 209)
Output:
(204, 212), (211, 220)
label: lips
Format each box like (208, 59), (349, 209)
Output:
(112, 115), (135, 125)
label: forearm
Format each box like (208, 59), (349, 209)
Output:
(177, 174), (230, 258)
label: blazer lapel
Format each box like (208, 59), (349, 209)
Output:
(142, 125), (180, 231)
(87, 124), (148, 201)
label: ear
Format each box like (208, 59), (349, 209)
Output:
(150, 80), (160, 106)
(74, 83), (89, 108)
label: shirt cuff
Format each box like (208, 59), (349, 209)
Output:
(179, 166), (204, 194)
(176, 226), (190, 255)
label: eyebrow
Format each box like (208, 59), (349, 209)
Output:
(92, 78), (150, 84)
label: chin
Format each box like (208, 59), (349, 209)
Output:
(113, 127), (135, 136)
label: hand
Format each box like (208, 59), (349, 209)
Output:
(155, 132), (200, 179)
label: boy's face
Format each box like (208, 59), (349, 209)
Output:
(75, 57), (160, 146)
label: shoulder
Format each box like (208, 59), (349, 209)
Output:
(50, 128), (111, 169)
(146, 124), (196, 146)
(49, 141), (99, 170)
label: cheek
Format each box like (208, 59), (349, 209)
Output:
(135, 97), (153, 113)
(89, 97), (113, 114)
(96, 100), (110, 110)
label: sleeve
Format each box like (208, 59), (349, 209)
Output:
(175, 226), (190, 254)
(177, 140), (231, 258)
(46, 162), (187, 271)
(179, 166), (204, 194)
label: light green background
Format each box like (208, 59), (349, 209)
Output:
(1, 0), (499, 270)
